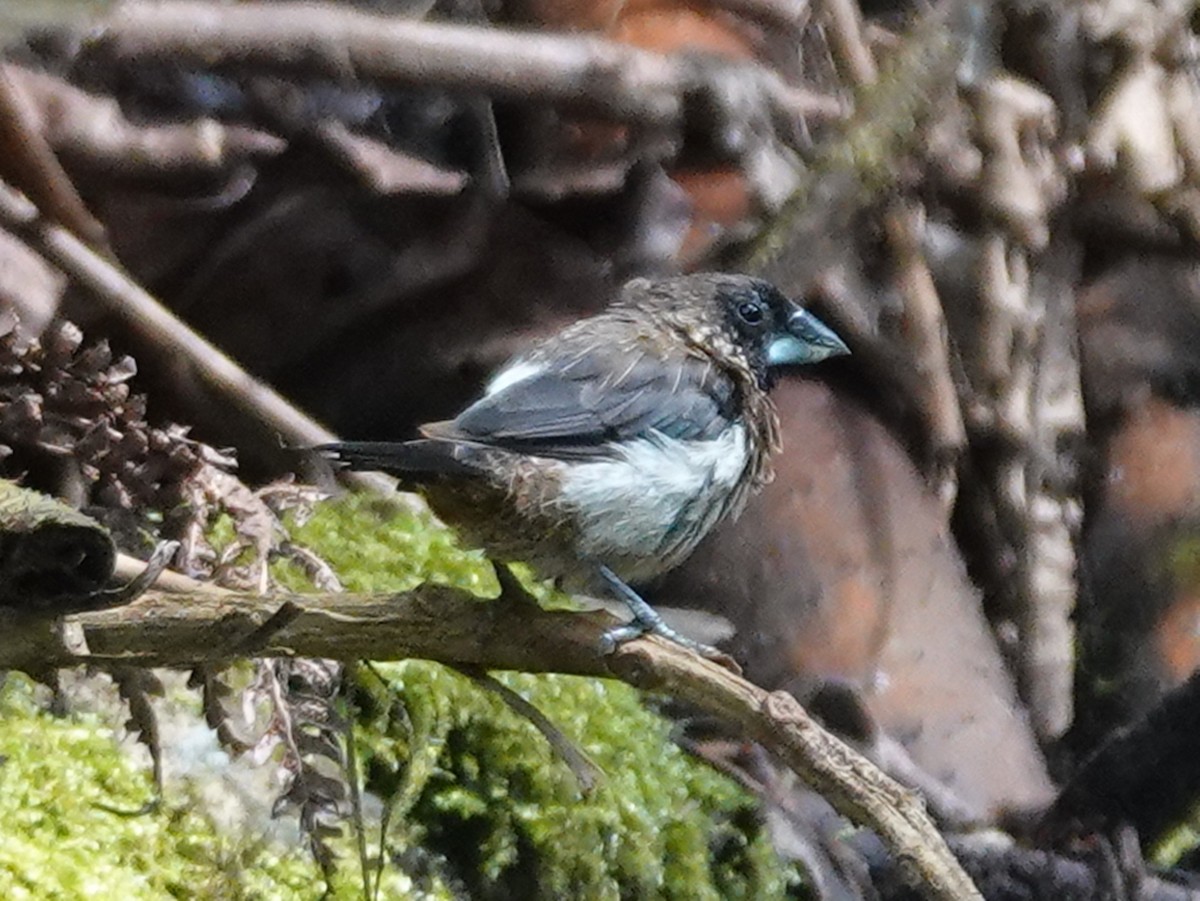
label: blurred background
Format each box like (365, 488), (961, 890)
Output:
(3, 0), (1200, 898)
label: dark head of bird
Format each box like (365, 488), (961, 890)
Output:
(610, 273), (849, 390)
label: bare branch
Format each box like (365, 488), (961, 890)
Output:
(818, 0), (878, 87)
(4, 64), (285, 179)
(0, 584), (979, 900)
(0, 65), (108, 251)
(84, 1), (842, 131)
(0, 179), (392, 496)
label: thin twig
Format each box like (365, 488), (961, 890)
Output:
(222, 601), (305, 657)
(113, 552), (230, 594)
(106, 540), (181, 604)
(338, 667), (372, 901)
(0, 65), (109, 252)
(457, 664), (603, 795)
(4, 64), (285, 180)
(0, 179), (393, 496)
(819, 0), (879, 87)
(745, 2), (961, 273)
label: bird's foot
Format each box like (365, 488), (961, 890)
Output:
(596, 564), (727, 661)
(597, 621), (652, 655)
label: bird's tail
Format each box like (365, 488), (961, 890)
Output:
(315, 440), (483, 481)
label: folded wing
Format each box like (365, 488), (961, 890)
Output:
(434, 350), (739, 459)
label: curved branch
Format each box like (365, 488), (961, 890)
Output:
(0, 585), (979, 900)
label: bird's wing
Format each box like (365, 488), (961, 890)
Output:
(438, 350), (738, 459)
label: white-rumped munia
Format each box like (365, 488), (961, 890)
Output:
(318, 273), (849, 655)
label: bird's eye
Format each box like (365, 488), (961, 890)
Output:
(737, 302), (764, 325)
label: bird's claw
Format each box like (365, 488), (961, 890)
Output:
(598, 622), (650, 655)
(595, 563), (735, 666)
(598, 616), (726, 660)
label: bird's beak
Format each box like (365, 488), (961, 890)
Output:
(767, 307), (850, 365)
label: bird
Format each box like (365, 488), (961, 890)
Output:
(317, 273), (849, 656)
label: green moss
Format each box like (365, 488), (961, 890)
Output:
(346, 661), (793, 900)
(0, 676), (319, 900)
(1153, 820), (1200, 868)
(285, 493), (498, 596)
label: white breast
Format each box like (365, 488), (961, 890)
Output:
(558, 424), (751, 563)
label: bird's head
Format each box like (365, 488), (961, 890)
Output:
(618, 273), (849, 388)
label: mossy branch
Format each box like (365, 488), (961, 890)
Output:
(0, 585), (980, 900)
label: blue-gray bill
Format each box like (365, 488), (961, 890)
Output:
(767, 308), (850, 366)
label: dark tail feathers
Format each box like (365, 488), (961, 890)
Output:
(315, 440), (482, 481)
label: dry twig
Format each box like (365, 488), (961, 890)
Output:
(819, 0), (878, 87)
(0, 180), (392, 496)
(3, 64), (285, 179)
(0, 65), (108, 251)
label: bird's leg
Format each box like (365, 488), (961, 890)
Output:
(596, 564), (724, 659)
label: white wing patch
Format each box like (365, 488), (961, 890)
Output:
(484, 359), (545, 396)
(559, 424), (750, 560)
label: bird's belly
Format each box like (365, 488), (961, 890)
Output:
(556, 426), (751, 575)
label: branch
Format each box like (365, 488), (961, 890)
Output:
(0, 179), (391, 496)
(875, 833), (1200, 901)
(818, 0), (878, 88)
(84, 1), (841, 130)
(0, 584), (979, 900)
(0, 66), (108, 251)
(3, 64), (285, 180)
(745, 1), (962, 279)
